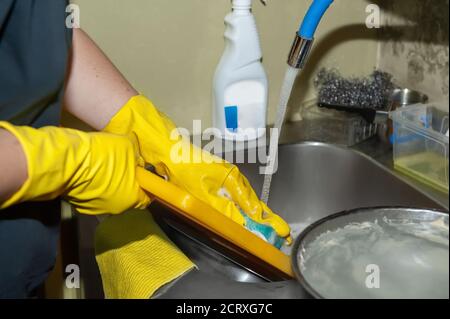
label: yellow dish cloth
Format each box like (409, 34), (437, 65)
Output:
(95, 209), (195, 299)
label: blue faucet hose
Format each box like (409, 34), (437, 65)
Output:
(298, 0), (334, 39)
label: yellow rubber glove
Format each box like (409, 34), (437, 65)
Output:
(104, 95), (292, 244)
(0, 121), (150, 215)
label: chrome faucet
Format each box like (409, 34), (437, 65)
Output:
(288, 0), (334, 68)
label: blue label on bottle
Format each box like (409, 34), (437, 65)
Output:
(225, 106), (238, 133)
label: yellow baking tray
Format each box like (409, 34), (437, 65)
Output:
(136, 167), (294, 279)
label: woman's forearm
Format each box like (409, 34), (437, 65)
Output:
(63, 29), (138, 130)
(0, 129), (28, 203)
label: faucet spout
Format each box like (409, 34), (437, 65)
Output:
(287, 0), (334, 69)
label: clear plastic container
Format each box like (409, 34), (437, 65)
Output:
(390, 104), (449, 193)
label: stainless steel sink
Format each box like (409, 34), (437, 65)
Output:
(240, 142), (443, 224)
(154, 142), (447, 299)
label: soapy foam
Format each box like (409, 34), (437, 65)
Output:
(299, 218), (449, 299)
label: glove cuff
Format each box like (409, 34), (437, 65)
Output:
(0, 122), (90, 208)
(0, 122), (33, 208)
(104, 94), (177, 137)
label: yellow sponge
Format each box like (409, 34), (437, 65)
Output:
(95, 210), (195, 299)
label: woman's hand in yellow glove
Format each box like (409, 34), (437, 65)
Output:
(223, 168), (292, 243)
(0, 122), (150, 215)
(104, 95), (292, 244)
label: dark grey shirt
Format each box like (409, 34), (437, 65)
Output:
(0, 0), (71, 127)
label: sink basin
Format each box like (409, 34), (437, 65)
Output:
(239, 142), (443, 225)
(153, 142), (447, 299)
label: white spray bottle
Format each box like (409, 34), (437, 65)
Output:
(213, 0), (268, 141)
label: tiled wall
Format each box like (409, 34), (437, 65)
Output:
(377, 0), (449, 109)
